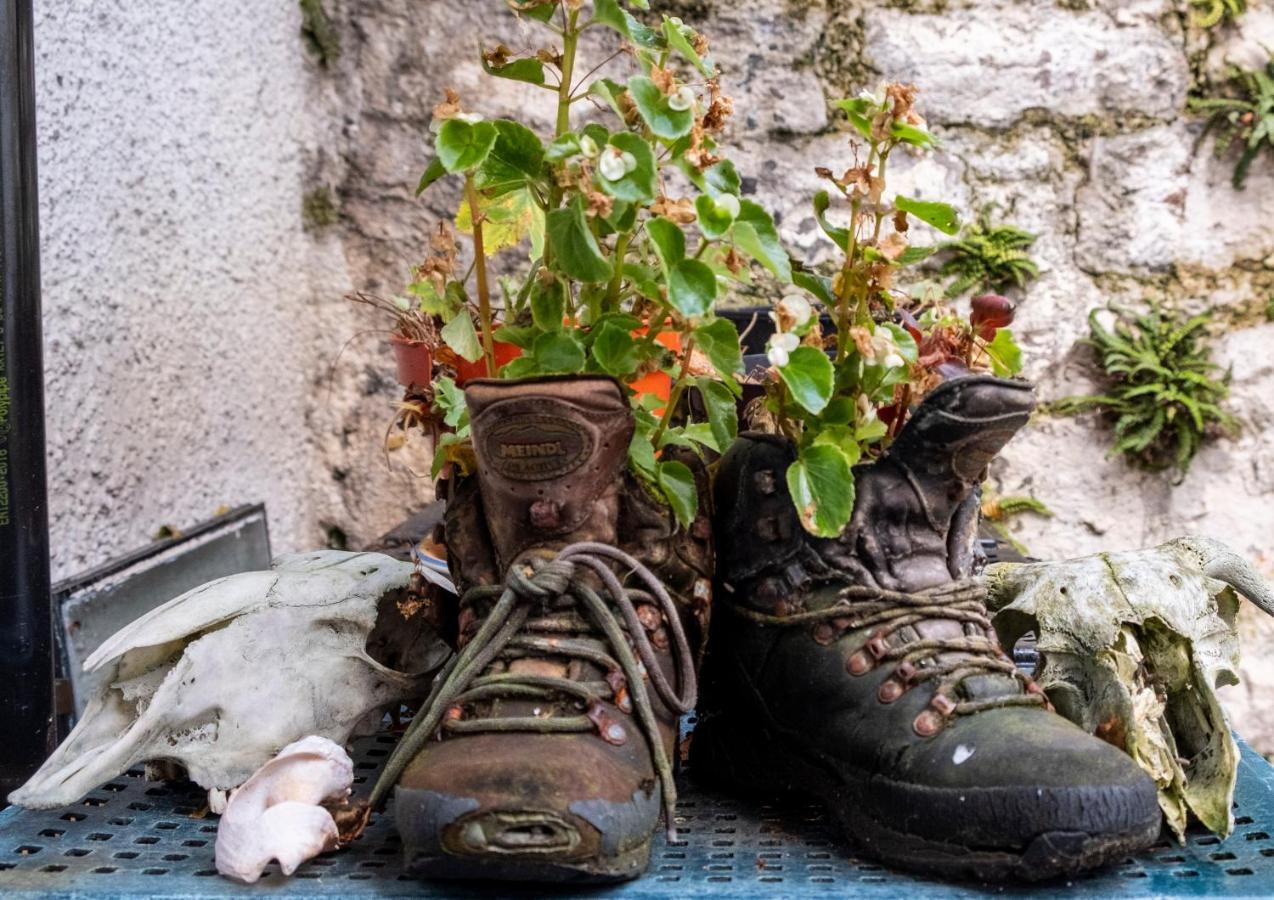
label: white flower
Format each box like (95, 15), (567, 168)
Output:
(777, 294), (812, 328)
(668, 85), (697, 112)
(883, 352), (906, 369)
(456, 112), (484, 124)
(858, 86), (886, 107)
(579, 135), (600, 158)
(714, 193), (741, 219)
(767, 346), (790, 368)
(857, 393), (877, 421)
(770, 332), (800, 353)
(598, 149), (628, 182)
(620, 150), (638, 174)
(870, 330), (896, 360)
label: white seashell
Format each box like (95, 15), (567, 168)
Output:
(214, 737), (354, 883)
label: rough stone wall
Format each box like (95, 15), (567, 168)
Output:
(34, 0), (1274, 746)
(309, 0), (1274, 747)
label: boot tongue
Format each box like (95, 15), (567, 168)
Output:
(465, 376), (635, 571)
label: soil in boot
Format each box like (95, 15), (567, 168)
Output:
(372, 375), (712, 883)
(692, 374), (1162, 882)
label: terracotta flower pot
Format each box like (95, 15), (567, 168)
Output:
(390, 335), (434, 389)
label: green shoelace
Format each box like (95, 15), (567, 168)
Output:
(370, 542), (696, 838)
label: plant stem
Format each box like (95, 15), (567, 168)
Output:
(556, 13), (580, 140)
(651, 336), (695, 448)
(607, 232), (631, 306)
(464, 173), (497, 375)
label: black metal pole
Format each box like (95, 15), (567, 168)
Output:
(0, 0), (53, 797)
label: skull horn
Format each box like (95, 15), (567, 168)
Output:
(1172, 536), (1274, 617)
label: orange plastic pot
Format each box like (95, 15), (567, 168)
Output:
(628, 326), (681, 411)
(454, 340), (523, 385)
(390, 335), (434, 389)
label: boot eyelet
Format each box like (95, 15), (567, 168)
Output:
(896, 660), (917, 682)
(812, 623), (837, 645)
(866, 635), (890, 659)
(930, 693), (957, 716)
(913, 709), (943, 737)
(846, 650), (874, 676)
(877, 678), (904, 703)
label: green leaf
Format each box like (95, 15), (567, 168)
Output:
(704, 159), (741, 197)
(598, 132), (657, 203)
(984, 328), (1024, 376)
(628, 75), (694, 140)
(416, 158), (447, 195)
(441, 314), (483, 363)
(546, 132), (582, 162)
(662, 16), (714, 76)
(813, 191), (850, 250)
(831, 97), (874, 141)
(481, 120), (545, 189)
(530, 279), (565, 332)
(732, 200), (792, 282)
(891, 120), (936, 149)
(777, 346), (834, 414)
(532, 331), (585, 373)
(792, 267), (836, 306)
(628, 427), (659, 478)
(668, 259), (718, 318)
(786, 444), (856, 538)
(480, 50), (545, 86)
(594, 0), (665, 50)
(656, 459), (699, 528)
(894, 195), (960, 235)
(897, 245), (937, 265)
(589, 79), (630, 119)
(623, 263), (662, 301)
(693, 318), (743, 378)
(695, 193), (738, 239)
(646, 217), (686, 273)
(493, 324), (538, 350)
(695, 377), (738, 451)
(546, 196), (612, 282)
(432, 376), (468, 428)
(435, 119), (499, 173)
(592, 319), (641, 377)
(513, 1), (556, 23)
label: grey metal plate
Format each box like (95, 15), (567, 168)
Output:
(1, 729), (1272, 899)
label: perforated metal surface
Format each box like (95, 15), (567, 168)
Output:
(2, 731), (1273, 898)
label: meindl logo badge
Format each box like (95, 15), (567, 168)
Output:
(484, 415), (591, 481)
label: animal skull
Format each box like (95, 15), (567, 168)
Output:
(9, 551), (449, 811)
(984, 536), (1274, 839)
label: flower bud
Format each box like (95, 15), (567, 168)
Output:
(770, 331), (800, 353)
(767, 346), (790, 368)
(579, 135), (600, 158)
(777, 294), (812, 329)
(715, 193), (741, 219)
(883, 352), (905, 369)
(456, 112), (484, 124)
(668, 85), (697, 112)
(599, 149), (628, 182)
(621, 150), (638, 174)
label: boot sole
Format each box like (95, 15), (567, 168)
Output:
(402, 839), (651, 884)
(690, 713), (1161, 883)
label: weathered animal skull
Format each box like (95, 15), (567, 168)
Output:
(984, 536), (1274, 839)
(9, 551), (449, 811)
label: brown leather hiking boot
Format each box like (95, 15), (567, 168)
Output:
(692, 375), (1162, 881)
(372, 376), (711, 883)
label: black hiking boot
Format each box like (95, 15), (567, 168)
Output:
(691, 374), (1162, 881)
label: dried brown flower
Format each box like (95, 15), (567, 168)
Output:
(651, 195), (698, 224)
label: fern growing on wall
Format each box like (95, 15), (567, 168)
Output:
(937, 206), (1040, 298)
(1054, 306), (1238, 473)
(1189, 0), (1246, 29)
(1190, 54), (1274, 188)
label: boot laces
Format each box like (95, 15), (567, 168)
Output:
(371, 542), (695, 838)
(724, 580), (1046, 736)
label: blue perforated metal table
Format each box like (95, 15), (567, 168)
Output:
(1, 726), (1272, 899)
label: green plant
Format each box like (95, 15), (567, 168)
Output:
(1054, 305), (1238, 473)
(1190, 53), (1274, 188)
(299, 0), (341, 67)
(1189, 0), (1245, 29)
(416, 0), (791, 524)
(937, 206), (1039, 298)
(757, 84), (1025, 537)
(980, 490), (1052, 556)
